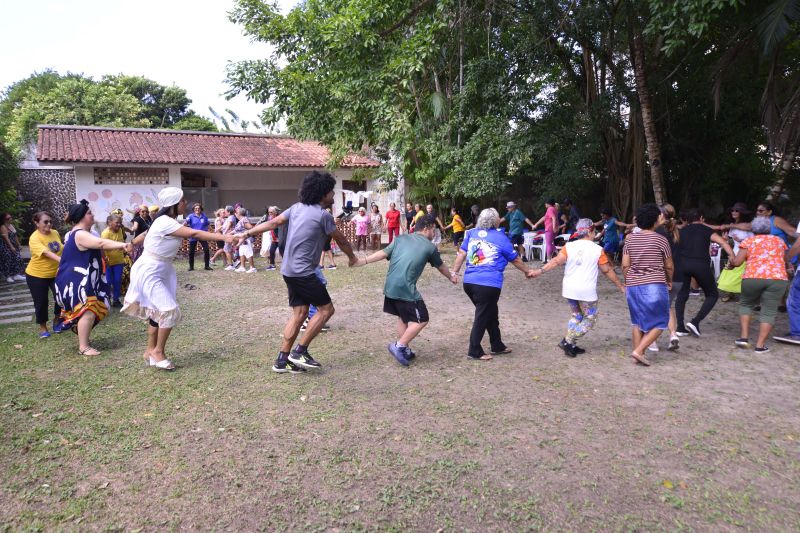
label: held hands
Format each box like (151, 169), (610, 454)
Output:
(229, 233), (244, 245)
(123, 242), (134, 255)
(449, 272), (458, 285)
(526, 269), (541, 279)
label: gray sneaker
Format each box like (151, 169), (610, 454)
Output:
(773, 334), (800, 345)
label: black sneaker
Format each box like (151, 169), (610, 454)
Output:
(272, 359), (306, 373)
(774, 334), (800, 345)
(320, 324), (330, 332)
(754, 345), (770, 353)
(675, 328), (690, 337)
(288, 350), (322, 369)
(559, 338), (577, 357)
(686, 322), (701, 337)
(111, 299), (122, 308)
(404, 347), (416, 360)
(689, 289), (701, 297)
(299, 318), (309, 332)
(734, 338), (750, 348)
(572, 345), (586, 354)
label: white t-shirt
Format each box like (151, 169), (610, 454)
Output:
(143, 215), (184, 259)
(560, 239), (608, 302)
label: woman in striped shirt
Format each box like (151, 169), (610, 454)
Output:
(622, 203), (674, 366)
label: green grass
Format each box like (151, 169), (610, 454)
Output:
(1, 253), (800, 530)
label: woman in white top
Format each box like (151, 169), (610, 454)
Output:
(720, 203), (754, 303)
(123, 187), (234, 370)
(532, 219), (625, 357)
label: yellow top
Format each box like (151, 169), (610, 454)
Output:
(25, 230), (62, 278)
(451, 214), (465, 232)
(101, 227), (126, 265)
(413, 210), (425, 223)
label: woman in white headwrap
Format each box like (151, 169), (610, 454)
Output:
(123, 187), (234, 370)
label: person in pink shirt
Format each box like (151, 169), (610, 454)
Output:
(351, 206), (370, 252)
(532, 198), (560, 258)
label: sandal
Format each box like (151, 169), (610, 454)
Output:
(467, 354), (493, 361)
(490, 347), (512, 355)
(79, 346), (101, 356)
(630, 352), (650, 366)
(183, 283), (198, 291)
(149, 358), (176, 371)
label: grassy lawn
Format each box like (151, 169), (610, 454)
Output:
(1, 250), (799, 531)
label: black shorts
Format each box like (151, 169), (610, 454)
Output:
(383, 296), (429, 323)
(510, 233), (524, 246)
(452, 231), (465, 245)
(284, 274), (332, 307)
(323, 239), (332, 252)
(216, 240), (225, 248)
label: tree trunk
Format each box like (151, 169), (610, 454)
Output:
(631, 31), (667, 206)
(766, 140), (799, 201)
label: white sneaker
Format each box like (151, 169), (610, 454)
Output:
(235, 266), (246, 272)
(13, 274), (25, 281)
(246, 267), (257, 273)
(5, 277), (14, 283)
(233, 260), (241, 268)
(647, 343), (659, 352)
(224, 265), (235, 271)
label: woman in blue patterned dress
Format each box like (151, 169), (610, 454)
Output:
(55, 200), (131, 356)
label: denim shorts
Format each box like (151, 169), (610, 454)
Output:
(626, 283), (669, 332)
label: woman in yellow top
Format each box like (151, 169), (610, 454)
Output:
(101, 214), (127, 308)
(443, 207), (466, 248)
(24, 211), (64, 338)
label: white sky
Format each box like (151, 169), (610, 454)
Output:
(0, 0), (296, 130)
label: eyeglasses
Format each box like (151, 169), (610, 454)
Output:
(41, 220), (52, 224)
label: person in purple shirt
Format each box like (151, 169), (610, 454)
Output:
(184, 203), (211, 271)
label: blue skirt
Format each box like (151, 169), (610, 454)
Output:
(626, 283), (669, 332)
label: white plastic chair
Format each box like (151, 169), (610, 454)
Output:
(709, 243), (721, 279)
(554, 233), (573, 254)
(524, 232), (547, 262)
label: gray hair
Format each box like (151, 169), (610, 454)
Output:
(236, 206), (248, 216)
(751, 216), (772, 235)
(476, 208), (500, 229)
(225, 205), (234, 214)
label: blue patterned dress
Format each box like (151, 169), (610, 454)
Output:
(55, 229), (111, 324)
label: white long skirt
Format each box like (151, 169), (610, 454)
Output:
(121, 254), (181, 328)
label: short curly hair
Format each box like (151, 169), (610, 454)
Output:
(299, 171), (336, 205)
(635, 203), (662, 230)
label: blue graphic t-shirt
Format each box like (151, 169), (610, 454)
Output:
(460, 228), (518, 288)
(603, 217), (619, 246)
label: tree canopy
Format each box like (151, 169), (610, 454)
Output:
(227, 0), (799, 218)
(0, 72), (218, 154)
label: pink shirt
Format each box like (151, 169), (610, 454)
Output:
(353, 214), (370, 236)
(544, 206), (557, 232)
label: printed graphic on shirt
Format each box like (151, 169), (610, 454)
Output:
(49, 241), (61, 253)
(466, 230), (500, 266)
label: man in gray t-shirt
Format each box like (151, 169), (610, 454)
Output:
(239, 171), (357, 373)
(280, 203), (338, 277)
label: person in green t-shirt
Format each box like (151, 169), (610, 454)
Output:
(357, 214), (457, 366)
(499, 201), (535, 259)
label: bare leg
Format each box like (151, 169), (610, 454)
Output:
(755, 322), (773, 349)
(143, 323), (158, 362)
(281, 305), (309, 352)
(151, 327), (173, 362)
(396, 318), (408, 339)
(739, 314), (751, 340)
(634, 329), (663, 360)
(77, 313), (96, 353)
(398, 321), (428, 346)
(298, 302), (334, 347)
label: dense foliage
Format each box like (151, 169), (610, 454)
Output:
(227, 0), (798, 218)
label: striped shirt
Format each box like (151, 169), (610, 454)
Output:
(623, 231), (671, 286)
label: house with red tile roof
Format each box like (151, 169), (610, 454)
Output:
(19, 125), (390, 226)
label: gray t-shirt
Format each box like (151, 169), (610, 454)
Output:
(280, 202), (337, 277)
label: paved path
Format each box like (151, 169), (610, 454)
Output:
(0, 280), (33, 325)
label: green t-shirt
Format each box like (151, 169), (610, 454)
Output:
(505, 209), (528, 236)
(383, 234), (443, 301)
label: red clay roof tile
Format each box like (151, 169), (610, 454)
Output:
(36, 125), (379, 168)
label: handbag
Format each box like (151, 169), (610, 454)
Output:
(717, 262), (745, 294)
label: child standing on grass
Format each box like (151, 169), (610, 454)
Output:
(234, 207), (257, 273)
(356, 214), (457, 366)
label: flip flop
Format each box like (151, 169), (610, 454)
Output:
(631, 352), (650, 366)
(467, 354), (493, 361)
(183, 283), (198, 291)
(79, 346), (101, 356)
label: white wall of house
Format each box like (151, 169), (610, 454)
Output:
(74, 165), (182, 225)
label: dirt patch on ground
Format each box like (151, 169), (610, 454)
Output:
(1, 250), (799, 530)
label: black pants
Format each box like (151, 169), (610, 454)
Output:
(188, 240), (209, 269)
(463, 283), (506, 357)
(675, 258), (719, 329)
(26, 274), (61, 326)
(269, 241), (280, 265)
